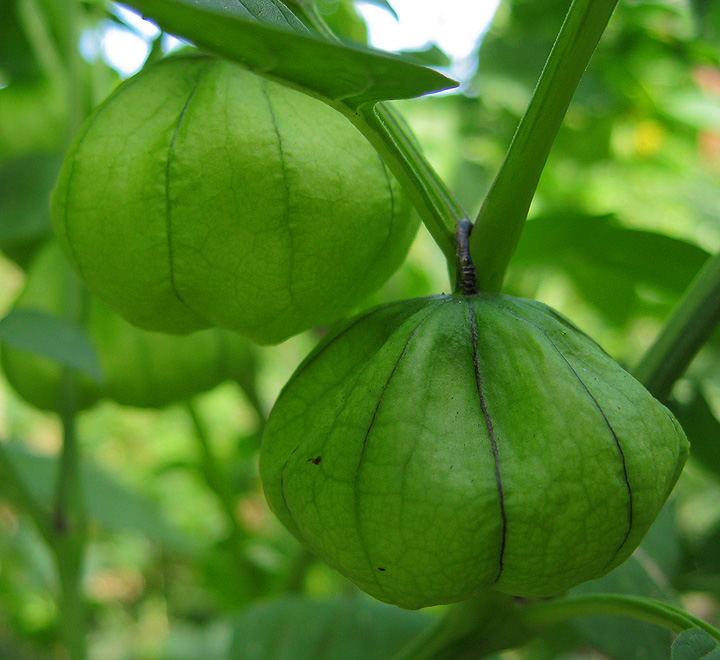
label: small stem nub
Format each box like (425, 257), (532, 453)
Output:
(455, 219), (479, 296)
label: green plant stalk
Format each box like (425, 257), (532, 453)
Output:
(290, 2), (463, 264)
(45, 270), (89, 660)
(280, 546), (315, 595)
(354, 102), (466, 265)
(394, 591), (720, 660)
(632, 250), (720, 401)
(520, 593), (720, 642)
(185, 402), (246, 544)
(54, 525), (88, 660)
(16, 0), (69, 96)
(57, 0), (89, 141)
(50, 395), (88, 660)
(470, 0), (619, 292)
(233, 373), (267, 433)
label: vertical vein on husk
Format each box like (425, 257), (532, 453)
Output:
(502, 304), (634, 565)
(61, 60), (163, 283)
(373, 161), (397, 266)
(353, 300), (448, 598)
(165, 66), (206, 312)
(466, 299), (507, 582)
(279, 444), (301, 521)
(274, 299), (443, 566)
(275, 298), (417, 412)
(259, 80), (298, 314)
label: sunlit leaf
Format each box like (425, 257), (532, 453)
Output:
(208, 0), (308, 31)
(119, 0), (456, 105)
(355, 0), (398, 20)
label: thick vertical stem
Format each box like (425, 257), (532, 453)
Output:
(51, 401), (88, 660)
(633, 251), (720, 400)
(186, 402), (245, 544)
(48, 264), (89, 660)
(470, 0), (619, 292)
(55, 536), (88, 660)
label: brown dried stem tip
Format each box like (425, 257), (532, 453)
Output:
(455, 218), (479, 296)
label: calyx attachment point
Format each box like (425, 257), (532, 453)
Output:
(455, 218), (479, 296)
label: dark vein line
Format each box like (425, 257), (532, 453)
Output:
(279, 443), (301, 522)
(353, 300), (449, 596)
(63, 57), (204, 282)
(165, 67), (208, 311)
(500, 303), (634, 566)
(277, 297), (445, 403)
(276, 300), (433, 536)
(259, 80), (298, 311)
(373, 159), (397, 264)
(466, 301), (507, 583)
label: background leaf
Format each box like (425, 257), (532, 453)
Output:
(0, 152), (60, 268)
(227, 595), (431, 660)
(0, 309), (102, 381)
(509, 213), (708, 326)
(569, 504), (680, 660)
(671, 628), (720, 660)
(0, 442), (198, 555)
(669, 386), (720, 479)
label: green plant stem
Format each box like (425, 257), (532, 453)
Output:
(389, 615), (466, 660)
(16, 0), (69, 94)
(45, 269), (90, 660)
(54, 530), (88, 660)
(470, 0), (619, 292)
(50, 400), (88, 660)
(394, 591), (720, 660)
(633, 250), (720, 401)
(185, 402), (245, 543)
(355, 102), (465, 264)
(292, 2), (462, 265)
(57, 0), (89, 141)
(520, 593), (720, 642)
(390, 592), (534, 660)
(234, 376), (266, 433)
(280, 546), (315, 594)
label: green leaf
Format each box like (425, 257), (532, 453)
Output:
(118, 0), (456, 105)
(356, 0), (398, 20)
(227, 596), (431, 659)
(570, 504), (680, 660)
(399, 45), (452, 68)
(205, 0), (309, 31)
(0, 443), (199, 555)
(672, 629), (720, 660)
(0, 309), (103, 382)
(0, 0), (40, 81)
(0, 152), (60, 268)
(510, 213), (708, 325)
(669, 386), (720, 479)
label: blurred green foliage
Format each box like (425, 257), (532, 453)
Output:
(1, 0), (720, 658)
